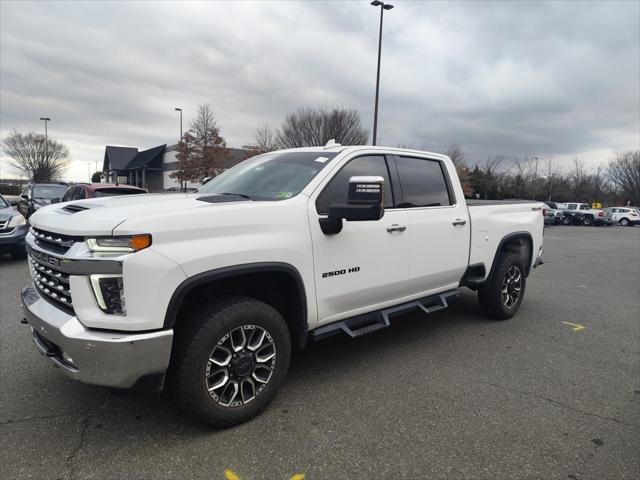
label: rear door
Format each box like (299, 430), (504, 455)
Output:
(393, 155), (470, 294)
(308, 154), (409, 323)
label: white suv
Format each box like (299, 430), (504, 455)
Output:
(603, 207), (640, 226)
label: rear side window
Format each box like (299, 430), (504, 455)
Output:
(395, 156), (452, 207)
(94, 188), (144, 197)
(567, 204), (577, 210)
(316, 155), (393, 214)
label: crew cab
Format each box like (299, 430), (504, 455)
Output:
(20, 145), (544, 427)
(563, 202), (605, 226)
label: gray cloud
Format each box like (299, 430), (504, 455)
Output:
(1, 0), (638, 181)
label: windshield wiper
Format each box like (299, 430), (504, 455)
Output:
(217, 192), (253, 200)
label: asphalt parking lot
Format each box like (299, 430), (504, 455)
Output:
(1, 226), (638, 480)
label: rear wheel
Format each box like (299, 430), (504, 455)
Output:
(582, 216), (593, 226)
(478, 252), (526, 320)
(620, 218), (630, 226)
(561, 216), (571, 225)
(169, 295), (291, 427)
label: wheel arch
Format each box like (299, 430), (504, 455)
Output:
(487, 232), (534, 282)
(164, 262), (308, 349)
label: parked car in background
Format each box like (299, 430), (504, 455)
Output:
(17, 183), (69, 219)
(61, 183), (146, 202)
(0, 194), (28, 259)
(563, 202), (605, 226)
(0, 184), (23, 206)
(164, 187), (198, 193)
(544, 202), (566, 225)
(603, 207), (640, 226)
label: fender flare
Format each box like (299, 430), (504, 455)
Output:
(163, 262), (308, 347)
(487, 232), (534, 282)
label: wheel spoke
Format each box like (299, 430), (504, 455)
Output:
(219, 381), (239, 406)
(240, 378), (256, 403)
(230, 327), (247, 352)
(253, 365), (273, 384)
(255, 343), (276, 363)
(207, 368), (229, 391)
(247, 328), (266, 352)
(209, 346), (232, 367)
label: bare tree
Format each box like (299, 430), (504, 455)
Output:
(251, 123), (278, 154)
(275, 107), (368, 148)
(481, 155), (505, 199)
(568, 157), (591, 201)
(445, 144), (467, 168)
(542, 156), (561, 201)
(1, 130), (70, 181)
(608, 150), (640, 206)
(170, 104), (230, 183)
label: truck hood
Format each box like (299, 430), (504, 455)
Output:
(28, 193), (251, 236)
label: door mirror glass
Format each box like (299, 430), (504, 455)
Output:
(320, 176), (385, 234)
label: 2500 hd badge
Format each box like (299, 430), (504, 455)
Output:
(322, 266), (360, 278)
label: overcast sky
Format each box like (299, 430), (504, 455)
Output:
(1, 0), (638, 181)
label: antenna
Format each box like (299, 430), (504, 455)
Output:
(324, 139), (341, 149)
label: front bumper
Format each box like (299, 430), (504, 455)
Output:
(0, 224), (28, 253)
(21, 285), (173, 389)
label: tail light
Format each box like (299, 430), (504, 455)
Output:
(598, 211), (604, 217)
(542, 208), (547, 216)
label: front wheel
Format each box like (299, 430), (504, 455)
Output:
(620, 218), (630, 226)
(169, 296), (291, 427)
(582, 216), (593, 226)
(478, 253), (527, 320)
(561, 216), (571, 225)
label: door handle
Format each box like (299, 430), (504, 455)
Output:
(386, 224), (407, 233)
(452, 219), (467, 226)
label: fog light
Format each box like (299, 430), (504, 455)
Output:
(90, 275), (126, 315)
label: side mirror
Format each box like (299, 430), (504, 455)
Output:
(20, 193), (28, 200)
(202, 176), (212, 185)
(320, 176), (385, 235)
(50, 198), (60, 204)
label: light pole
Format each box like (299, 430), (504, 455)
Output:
(175, 107), (183, 191)
(39, 117), (51, 163)
(370, 1), (393, 146)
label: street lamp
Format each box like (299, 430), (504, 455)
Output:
(174, 107), (184, 191)
(39, 117), (51, 162)
(370, 1), (393, 146)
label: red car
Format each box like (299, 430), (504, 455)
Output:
(61, 183), (146, 202)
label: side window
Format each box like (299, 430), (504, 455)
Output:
(75, 188), (87, 200)
(567, 204), (577, 210)
(62, 187), (75, 202)
(581, 204), (590, 210)
(395, 156), (453, 207)
(316, 155), (393, 214)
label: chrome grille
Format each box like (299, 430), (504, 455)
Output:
(28, 256), (73, 309)
(30, 227), (80, 254)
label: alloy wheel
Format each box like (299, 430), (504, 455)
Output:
(205, 325), (276, 407)
(501, 265), (522, 308)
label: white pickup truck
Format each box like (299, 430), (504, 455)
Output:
(21, 145), (544, 426)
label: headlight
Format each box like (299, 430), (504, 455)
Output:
(7, 214), (26, 228)
(86, 234), (152, 253)
(90, 275), (126, 315)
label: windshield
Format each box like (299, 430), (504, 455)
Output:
(94, 188), (145, 198)
(197, 151), (339, 200)
(0, 196), (8, 208)
(33, 185), (68, 199)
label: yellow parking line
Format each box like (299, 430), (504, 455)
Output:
(290, 475), (305, 480)
(224, 470), (241, 480)
(562, 321), (585, 332)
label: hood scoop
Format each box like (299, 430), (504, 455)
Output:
(196, 194), (252, 204)
(61, 204), (90, 214)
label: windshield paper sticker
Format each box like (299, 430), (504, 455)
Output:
(276, 192), (293, 198)
(314, 156), (330, 163)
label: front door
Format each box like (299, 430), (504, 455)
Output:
(308, 154), (409, 324)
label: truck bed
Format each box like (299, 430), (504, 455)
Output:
(466, 199), (539, 206)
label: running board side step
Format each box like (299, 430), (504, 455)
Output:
(310, 290), (459, 341)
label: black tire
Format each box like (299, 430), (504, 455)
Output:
(478, 252), (526, 320)
(10, 247), (27, 260)
(620, 218), (629, 226)
(561, 216), (571, 225)
(582, 216), (593, 226)
(169, 295), (291, 427)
